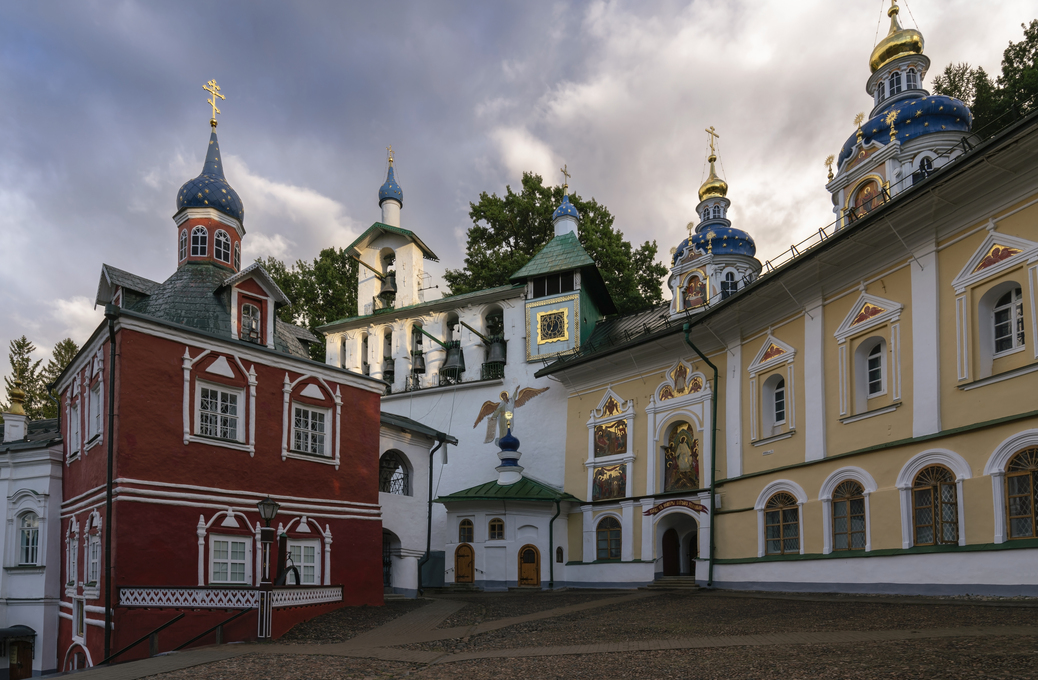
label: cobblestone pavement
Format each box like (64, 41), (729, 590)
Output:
(66, 590), (1038, 679)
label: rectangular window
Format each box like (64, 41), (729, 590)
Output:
(532, 273), (575, 299)
(89, 383), (102, 439)
(287, 542), (318, 584)
(19, 517), (39, 566)
(69, 537), (78, 585)
(88, 538), (100, 583)
(293, 405), (327, 455)
(199, 386), (240, 441)
(211, 538), (248, 583)
(773, 384), (786, 424)
(867, 354), (883, 396)
(70, 404), (81, 456)
(74, 599), (85, 639)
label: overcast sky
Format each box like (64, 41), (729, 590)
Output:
(1, 0), (1034, 386)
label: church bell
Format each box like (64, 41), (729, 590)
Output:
(378, 271), (398, 301)
(486, 337), (507, 364)
(442, 340), (466, 374)
(411, 349), (426, 374)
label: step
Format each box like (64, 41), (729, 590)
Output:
(642, 576), (700, 590)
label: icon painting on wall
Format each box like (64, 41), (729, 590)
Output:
(663, 422), (700, 492)
(594, 420), (627, 457)
(592, 464), (626, 501)
(682, 273), (707, 309)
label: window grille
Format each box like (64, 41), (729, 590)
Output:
(832, 481), (866, 550)
(379, 452), (409, 495)
(215, 230), (231, 263)
(211, 538), (247, 582)
(993, 287), (1024, 355)
(1006, 448), (1038, 539)
(241, 303), (262, 343)
(199, 387), (239, 440)
(889, 70), (902, 95)
(459, 519), (474, 544)
(179, 230), (188, 261)
(913, 466), (957, 545)
(293, 406), (327, 455)
(287, 543), (317, 584)
(773, 378), (786, 424)
(765, 492), (799, 554)
(867, 344), (884, 396)
(488, 518), (504, 540)
(906, 68), (918, 89)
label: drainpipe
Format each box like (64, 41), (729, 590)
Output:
(682, 323), (718, 588)
(417, 434), (450, 596)
(548, 498), (561, 589)
(103, 304), (119, 660)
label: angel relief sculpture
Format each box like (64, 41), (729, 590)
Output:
(663, 423), (700, 492)
(474, 386), (550, 444)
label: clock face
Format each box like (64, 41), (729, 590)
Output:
(536, 308), (569, 344)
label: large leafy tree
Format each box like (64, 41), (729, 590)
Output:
(257, 247), (358, 361)
(444, 173), (668, 315)
(932, 20), (1038, 134)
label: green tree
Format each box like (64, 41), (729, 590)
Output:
(444, 173), (668, 315)
(2, 336), (44, 421)
(39, 338), (80, 419)
(258, 248), (358, 361)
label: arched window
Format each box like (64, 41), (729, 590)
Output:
(488, 518), (504, 540)
(877, 81), (886, 103)
(214, 230), (231, 263)
(179, 229), (188, 261)
(764, 492), (799, 555)
(889, 70), (902, 95)
(712, 205), (722, 219)
(702, 209), (710, 221)
(379, 451), (410, 495)
(458, 519), (474, 544)
(191, 226), (208, 257)
(234, 242), (241, 270)
(596, 517), (621, 560)
(721, 271), (737, 299)
(762, 375), (786, 435)
(866, 344), (884, 396)
(1006, 448), (1038, 539)
(556, 546), (564, 563)
(832, 481), (866, 550)
(913, 466), (957, 546)
(906, 68), (918, 90)
(19, 513), (39, 566)
(241, 303), (261, 343)
(919, 156), (933, 176)
(993, 287), (1025, 355)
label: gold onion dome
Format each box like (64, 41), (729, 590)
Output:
(870, 1), (924, 73)
(698, 154), (728, 201)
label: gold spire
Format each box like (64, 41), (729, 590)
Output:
(854, 112), (865, 144)
(698, 127), (728, 201)
(869, 0), (924, 73)
(203, 79), (225, 129)
(560, 164), (571, 194)
(824, 155), (835, 181)
(387, 145), (394, 166)
(6, 374), (25, 417)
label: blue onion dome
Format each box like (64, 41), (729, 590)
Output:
(553, 194), (580, 221)
(690, 225), (756, 258)
(378, 165), (403, 206)
(838, 95), (972, 168)
(673, 237), (691, 264)
(499, 428), (520, 452)
(176, 129), (244, 223)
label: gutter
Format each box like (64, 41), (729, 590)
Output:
(417, 432), (455, 596)
(103, 304), (119, 660)
(548, 498), (562, 589)
(683, 323), (717, 588)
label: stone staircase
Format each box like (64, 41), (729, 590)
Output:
(642, 576), (700, 591)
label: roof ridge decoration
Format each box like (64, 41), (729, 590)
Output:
(950, 224), (1038, 294)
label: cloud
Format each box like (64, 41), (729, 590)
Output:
(490, 127), (558, 183)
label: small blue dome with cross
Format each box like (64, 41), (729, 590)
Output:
(553, 194), (580, 221)
(176, 129), (244, 224)
(378, 165), (403, 207)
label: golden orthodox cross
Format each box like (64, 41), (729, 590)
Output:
(203, 79), (225, 128)
(387, 145), (394, 165)
(560, 164), (571, 193)
(705, 126), (720, 155)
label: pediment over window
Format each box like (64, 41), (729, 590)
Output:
(834, 293), (904, 342)
(951, 227), (1038, 293)
(590, 388), (632, 420)
(655, 359), (707, 402)
(747, 335), (797, 376)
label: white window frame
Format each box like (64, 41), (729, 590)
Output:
(234, 242), (241, 270)
(195, 381), (245, 443)
(754, 480), (807, 557)
(292, 402), (330, 457)
(179, 229), (188, 261)
(877, 80), (885, 103)
(992, 286), (1025, 358)
(73, 597), (86, 642)
(762, 373), (786, 436)
(214, 230), (231, 263)
(18, 512), (40, 566)
(88, 382), (103, 443)
(889, 69), (902, 95)
(67, 522), (79, 588)
(69, 403), (81, 457)
(866, 344), (884, 397)
(285, 539), (321, 585)
(906, 68), (918, 90)
(191, 225), (208, 257)
(240, 303), (262, 343)
(208, 534), (252, 584)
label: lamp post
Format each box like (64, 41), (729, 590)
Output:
(256, 497), (279, 639)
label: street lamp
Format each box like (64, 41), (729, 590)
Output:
(257, 497), (280, 527)
(256, 497), (280, 587)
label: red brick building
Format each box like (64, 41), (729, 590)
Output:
(53, 120), (385, 671)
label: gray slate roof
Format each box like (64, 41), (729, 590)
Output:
(1, 418), (61, 451)
(509, 231), (595, 281)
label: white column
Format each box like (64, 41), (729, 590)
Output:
(911, 242), (941, 436)
(620, 501), (634, 561)
(581, 506), (594, 562)
(804, 298), (826, 461)
(725, 344), (743, 477)
(639, 499), (655, 564)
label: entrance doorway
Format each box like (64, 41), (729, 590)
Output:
(455, 544), (474, 583)
(662, 528), (680, 576)
(9, 641), (32, 680)
(517, 545), (540, 586)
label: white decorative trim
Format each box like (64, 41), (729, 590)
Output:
(754, 480), (807, 558)
(120, 587), (259, 608)
(950, 227), (1038, 294)
(911, 244), (941, 435)
(281, 375), (340, 470)
(586, 387), (635, 499)
(838, 344), (848, 416)
(819, 466), (877, 554)
(205, 356), (236, 378)
(984, 429), (1038, 545)
(751, 430), (795, 447)
(891, 322), (902, 402)
(839, 403), (900, 424)
(1030, 265), (1038, 361)
(803, 300), (826, 462)
(833, 293), (904, 342)
(896, 449), (971, 548)
(270, 586), (342, 608)
(747, 335), (796, 376)
(644, 392), (711, 493)
(725, 344), (744, 476)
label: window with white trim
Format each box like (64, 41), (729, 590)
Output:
(906, 68), (918, 89)
(286, 540), (320, 584)
(877, 81), (886, 103)
(293, 404), (328, 456)
(215, 230), (231, 263)
(87, 532), (100, 584)
(191, 225), (208, 257)
(73, 598), (85, 639)
(488, 518), (504, 540)
(721, 271), (737, 299)
(197, 383), (243, 442)
(764, 492), (799, 555)
(889, 70), (902, 95)
(913, 465), (958, 546)
(69, 404), (80, 456)
(67, 526), (78, 585)
(993, 287), (1025, 355)
(234, 242), (241, 270)
(241, 303), (262, 344)
(762, 374), (786, 436)
(179, 229), (188, 261)
(88, 383), (102, 440)
(596, 517), (621, 560)
(18, 513), (39, 566)
(712, 205), (722, 219)
(209, 536), (251, 583)
(1006, 448), (1038, 539)
(831, 481), (866, 550)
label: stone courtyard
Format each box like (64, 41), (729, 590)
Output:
(66, 589), (1038, 679)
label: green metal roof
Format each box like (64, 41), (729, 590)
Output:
(435, 476), (579, 503)
(347, 222), (439, 261)
(510, 232), (594, 282)
(317, 283), (521, 330)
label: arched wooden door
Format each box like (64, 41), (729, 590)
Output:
(10, 641), (33, 680)
(455, 544), (474, 583)
(662, 528), (680, 576)
(518, 545), (540, 586)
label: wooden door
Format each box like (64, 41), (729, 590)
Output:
(9, 641), (32, 680)
(455, 544), (474, 583)
(518, 545), (540, 586)
(662, 528), (680, 576)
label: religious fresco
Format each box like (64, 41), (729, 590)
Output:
(663, 423), (700, 492)
(594, 420), (627, 457)
(682, 273), (707, 309)
(657, 360), (704, 401)
(600, 396), (622, 416)
(592, 464), (626, 501)
(760, 343), (787, 363)
(852, 302), (885, 326)
(972, 244), (1021, 273)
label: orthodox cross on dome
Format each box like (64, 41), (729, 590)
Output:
(705, 126), (719, 156)
(386, 145), (394, 166)
(824, 155), (835, 181)
(560, 164), (571, 194)
(884, 108), (899, 141)
(687, 221), (695, 239)
(203, 79), (225, 129)
(854, 112), (865, 144)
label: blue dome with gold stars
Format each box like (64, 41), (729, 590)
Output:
(176, 130), (244, 223)
(838, 95), (971, 169)
(673, 225), (756, 263)
(553, 194), (580, 221)
(379, 165), (403, 206)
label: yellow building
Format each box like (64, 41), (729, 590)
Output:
(538, 4), (1038, 594)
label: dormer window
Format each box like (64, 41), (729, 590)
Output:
(179, 229), (188, 261)
(906, 68), (918, 90)
(889, 70), (902, 96)
(191, 226), (208, 257)
(532, 272), (575, 299)
(215, 230), (231, 263)
(241, 303), (262, 344)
